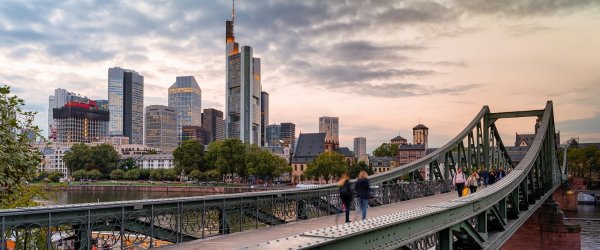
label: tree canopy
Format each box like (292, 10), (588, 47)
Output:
(204, 139), (247, 178)
(305, 152), (347, 183)
(246, 144), (291, 183)
(173, 139), (205, 175)
(0, 86), (44, 208)
(348, 161), (374, 179)
(372, 143), (399, 157)
(63, 143), (120, 177)
(564, 146), (600, 178)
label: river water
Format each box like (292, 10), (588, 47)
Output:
(48, 190), (600, 248)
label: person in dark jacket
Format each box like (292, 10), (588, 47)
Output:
(337, 173), (353, 223)
(355, 171), (371, 220)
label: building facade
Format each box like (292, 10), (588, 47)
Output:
(145, 105), (177, 153)
(291, 133), (326, 184)
(53, 101), (109, 144)
(319, 116), (339, 144)
(261, 91), (269, 146)
(168, 76), (202, 143)
(123, 154), (174, 169)
(108, 67), (144, 144)
(201, 108), (224, 142)
(280, 122), (296, 153)
(225, 11), (262, 144)
(390, 135), (408, 145)
(182, 125), (208, 145)
(265, 124), (281, 146)
(48, 88), (89, 139)
(413, 124), (429, 149)
(353, 137), (367, 157)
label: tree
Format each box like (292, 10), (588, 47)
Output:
(87, 169), (102, 180)
(139, 169), (151, 180)
(110, 169), (125, 180)
(119, 158), (137, 171)
(189, 169), (204, 181)
(246, 145), (291, 183)
(205, 169), (221, 181)
(162, 169), (177, 181)
(63, 143), (92, 173)
(72, 169), (88, 180)
(173, 140), (205, 175)
(348, 161), (374, 179)
(373, 143), (399, 157)
(124, 169), (141, 180)
(47, 171), (64, 183)
(150, 169), (164, 180)
(90, 144), (120, 176)
(305, 152), (347, 183)
(205, 139), (247, 178)
(0, 85), (44, 208)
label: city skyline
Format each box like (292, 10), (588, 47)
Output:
(1, 1), (600, 153)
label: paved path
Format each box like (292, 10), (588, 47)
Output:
(168, 191), (458, 249)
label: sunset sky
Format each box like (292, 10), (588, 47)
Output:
(1, 0), (599, 153)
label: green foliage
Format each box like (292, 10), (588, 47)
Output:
(119, 157), (137, 171)
(162, 169), (178, 181)
(188, 169), (204, 180)
(304, 152), (347, 183)
(143, 149), (159, 155)
(150, 169), (163, 181)
(205, 169), (221, 180)
(205, 139), (247, 178)
(87, 169), (102, 180)
(63, 143), (120, 177)
(372, 143), (399, 157)
(173, 140), (205, 175)
(246, 144), (291, 183)
(139, 169), (151, 180)
(46, 170), (63, 183)
(348, 161), (374, 179)
(566, 146), (600, 177)
(0, 86), (44, 208)
(0, 185), (46, 209)
(110, 169), (125, 180)
(72, 169), (88, 180)
(124, 169), (141, 180)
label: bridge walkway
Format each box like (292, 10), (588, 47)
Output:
(169, 191), (459, 249)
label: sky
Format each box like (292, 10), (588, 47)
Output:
(1, 0), (599, 153)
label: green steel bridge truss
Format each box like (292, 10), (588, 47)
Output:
(0, 101), (562, 250)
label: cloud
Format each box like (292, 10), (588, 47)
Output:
(320, 82), (482, 98)
(504, 24), (555, 36)
(455, 0), (600, 16)
(557, 113), (600, 134)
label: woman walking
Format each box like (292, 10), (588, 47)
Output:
(337, 173), (353, 223)
(467, 171), (479, 194)
(453, 168), (466, 197)
(355, 171), (371, 220)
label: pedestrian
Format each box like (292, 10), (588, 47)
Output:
(355, 171), (371, 220)
(488, 170), (496, 185)
(337, 173), (353, 223)
(453, 168), (467, 197)
(467, 171), (479, 194)
(482, 167), (489, 187)
(497, 167), (506, 180)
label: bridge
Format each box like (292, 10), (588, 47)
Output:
(0, 101), (564, 249)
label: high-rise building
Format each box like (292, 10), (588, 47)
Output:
(182, 126), (208, 145)
(48, 88), (90, 139)
(53, 101), (109, 143)
(96, 100), (109, 111)
(261, 91), (269, 146)
(319, 116), (339, 144)
(413, 124), (429, 149)
(201, 108), (224, 142)
(265, 124), (281, 146)
(225, 4), (262, 144)
(354, 137), (367, 157)
(108, 67), (144, 144)
(168, 76), (202, 143)
(145, 105), (177, 153)
(280, 122), (296, 153)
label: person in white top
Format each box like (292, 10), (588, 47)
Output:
(453, 168), (466, 197)
(467, 171), (479, 194)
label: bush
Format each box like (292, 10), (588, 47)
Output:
(139, 169), (151, 180)
(163, 169), (178, 181)
(47, 171), (63, 183)
(88, 169), (102, 180)
(189, 169), (204, 180)
(124, 169), (141, 180)
(72, 169), (88, 180)
(150, 169), (163, 181)
(110, 169), (125, 180)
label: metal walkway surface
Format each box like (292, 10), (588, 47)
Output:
(168, 192), (458, 249)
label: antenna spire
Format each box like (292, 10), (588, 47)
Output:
(232, 0), (235, 23)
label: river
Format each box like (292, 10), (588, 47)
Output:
(47, 190), (600, 248)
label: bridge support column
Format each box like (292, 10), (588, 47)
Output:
(501, 198), (581, 250)
(552, 181), (579, 212)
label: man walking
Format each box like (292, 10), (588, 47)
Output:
(453, 168), (466, 197)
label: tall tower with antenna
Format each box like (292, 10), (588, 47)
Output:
(225, 0), (263, 144)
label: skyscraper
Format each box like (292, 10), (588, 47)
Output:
(108, 67), (144, 144)
(48, 88), (89, 139)
(53, 101), (109, 143)
(225, 3), (262, 144)
(145, 105), (178, 153)
(168, 76), (202, 143)
(265, 124), (281, 146)
(354, 137), (367, 157)
(319, 116), (339, 143)
(280, 122), (296, 153)
(261, 91), (269, 146)
(201, 108), (224, 142)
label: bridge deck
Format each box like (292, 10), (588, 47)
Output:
(168, 191), (458, 249)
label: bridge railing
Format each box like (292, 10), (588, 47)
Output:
(248, 101), (562, 249)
